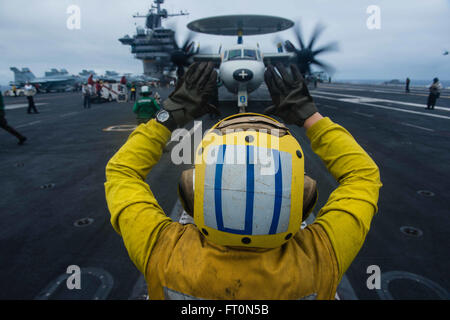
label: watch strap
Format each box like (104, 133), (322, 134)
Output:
(156, 110), (178, 132)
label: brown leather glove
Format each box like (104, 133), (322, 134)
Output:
(163, 62), (219, 127)
(264, 63), (318, 127)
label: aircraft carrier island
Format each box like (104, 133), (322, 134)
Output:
(119, 0), (188, 81)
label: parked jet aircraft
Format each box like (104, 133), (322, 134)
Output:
(91, 71), (160, 84)
(79, 70), (97, 82)
(10, 67), (79, 92)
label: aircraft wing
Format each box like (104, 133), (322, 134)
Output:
(262, 52), (295, 66)
(28, 77), (76, 92)
(192, 54), (222, 67)
(30, 78), (68, 84)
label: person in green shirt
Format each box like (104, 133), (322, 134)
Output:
(0, 91), (27, 145)
(132, 86), (161, 125)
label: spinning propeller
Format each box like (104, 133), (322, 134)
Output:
(277, 21), (338, 76)
(170, 31), (198, 78)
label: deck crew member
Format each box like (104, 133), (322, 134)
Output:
(82, 83), (93, 109)
(130, 84), (137, 101)
(105, 62), (382, 300)
(132, 86), (160, 125)
(0, 91), (27, 145)
(426, 77), (442, 110)
(24, 82), (38, 114)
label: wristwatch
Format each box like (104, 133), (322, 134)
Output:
(156, 109), (177, 132)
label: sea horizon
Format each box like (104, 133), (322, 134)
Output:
(1, 79), (449, 93)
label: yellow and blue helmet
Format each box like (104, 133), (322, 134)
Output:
(178, 113), (317, 248)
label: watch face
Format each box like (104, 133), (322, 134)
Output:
(157, 110), (170, 122)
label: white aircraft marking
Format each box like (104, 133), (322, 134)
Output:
(311, 93), (450, 120)
(313, 91), (450, 112)
(5, 103), (48, 110)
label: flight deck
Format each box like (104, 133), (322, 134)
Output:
(1, 82), (449, 299)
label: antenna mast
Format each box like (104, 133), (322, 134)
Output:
(133, 0), (189, 29)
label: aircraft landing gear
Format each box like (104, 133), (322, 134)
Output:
(238, 89), (248, 113)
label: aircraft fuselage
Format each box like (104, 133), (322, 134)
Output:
(219, 45), (265, 95)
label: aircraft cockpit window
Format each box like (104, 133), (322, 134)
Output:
(223, 51), (228, 61)
(228, 49), (243, 60)
(243, 49), (257, 60)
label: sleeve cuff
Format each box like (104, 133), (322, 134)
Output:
(143, 119), (172, 142)
(306, 117), (334, 142)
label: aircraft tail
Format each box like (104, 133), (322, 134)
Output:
(10, 67), (36, 84)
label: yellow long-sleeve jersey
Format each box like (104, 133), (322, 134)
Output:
(104, 117), (382, 300)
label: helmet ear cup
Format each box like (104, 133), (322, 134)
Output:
(302, 175), (318, 222)
(178, 169), (195, 217)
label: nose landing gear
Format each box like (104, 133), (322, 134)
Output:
(238, 89), (248, 113)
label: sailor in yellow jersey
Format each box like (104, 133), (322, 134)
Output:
(105, 62), (382, 300)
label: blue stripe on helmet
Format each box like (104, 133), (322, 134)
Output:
(269, 149), (283, 234)
(214, 145), (226, 231)
(244, 145), (255, 235)
(214, 144), (256, 235)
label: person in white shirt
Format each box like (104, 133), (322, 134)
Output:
(82, 83), (93, 109)
(153, 91), (161, 105)
(426, 77), (443, 110)
(24, 82), (38, 114)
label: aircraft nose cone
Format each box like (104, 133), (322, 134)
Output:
(233, 69), (253, 82)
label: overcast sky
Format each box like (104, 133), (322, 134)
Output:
(0, 0), (449, 85)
